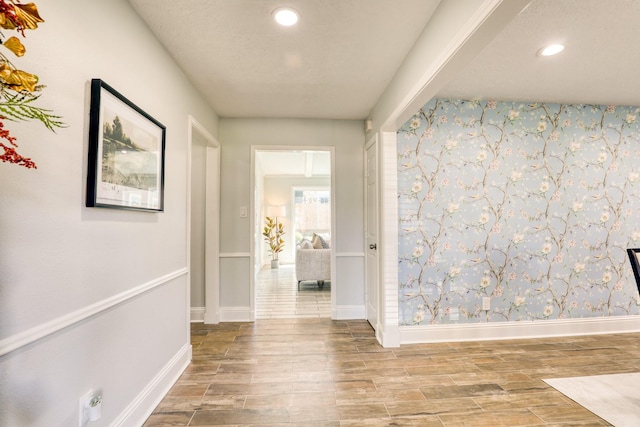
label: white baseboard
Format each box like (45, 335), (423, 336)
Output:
(400, 316), (640, 344)
(333, 305), (365, 320)
(204, 310), (220, 324)
(112, 343), (191, 426)
(190, 307), (206, 323)
(376, 323), (400, 348)
(219, 306), (253, 322)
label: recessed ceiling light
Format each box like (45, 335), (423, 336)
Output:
(273, 7), (299, 26)
(538, 44), (565, 57)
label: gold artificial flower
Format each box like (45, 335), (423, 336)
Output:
(0, 63), (38, 92)
(4, 36), (25, 56)
(13, 2), (44, 30)
(0, 10), (16, 30)
(0, 2), (43, 31)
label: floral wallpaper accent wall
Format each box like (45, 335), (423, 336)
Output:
(397, 99), (640, 325)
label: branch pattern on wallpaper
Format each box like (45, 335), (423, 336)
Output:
(397, 99), (640, 325)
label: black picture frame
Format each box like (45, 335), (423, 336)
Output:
(627, 248), (640, 294)
(86, 79), (165, 212)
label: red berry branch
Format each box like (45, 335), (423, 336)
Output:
(0, 117), (34, 167)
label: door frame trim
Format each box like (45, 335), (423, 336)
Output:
(377, 131), (400, 347)
(250, 146), (336, 320)
(364, 133), (380, 331)
(187, 115), (220, 325)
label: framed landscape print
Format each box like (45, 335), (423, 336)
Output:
(86, 79), (165, 212)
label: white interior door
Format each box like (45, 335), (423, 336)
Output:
(365, 138), (378, 328)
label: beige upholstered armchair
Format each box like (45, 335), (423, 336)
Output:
(295, 247), (330, 289)
(295, 235), (331, 290)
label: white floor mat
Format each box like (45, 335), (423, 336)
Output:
(544, 373), (640, 427)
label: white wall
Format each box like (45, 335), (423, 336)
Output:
(0, 1), (218, 425)
(219, 119), (365, 319)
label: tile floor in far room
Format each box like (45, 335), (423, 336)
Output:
(256, 264), (331, 319)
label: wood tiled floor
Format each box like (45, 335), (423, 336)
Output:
(256, 265), (331, 319)
(144, 320), (640, 426)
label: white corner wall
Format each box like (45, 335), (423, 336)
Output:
(0, 1), (218, 426)
(369, 0), (531, 132)
(219, 119), (365, 320)
(366, 0), (532, 346)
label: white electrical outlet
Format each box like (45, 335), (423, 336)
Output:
(79, 390), (93, 427)
(482, 297), (491, 311)
(78, 390), (103, 426)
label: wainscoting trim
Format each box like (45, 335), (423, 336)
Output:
(112, 343), (191, 426)
(333, 305), (366, 320)
(0, 268), (188, 357)
(400, 316), (640, 344)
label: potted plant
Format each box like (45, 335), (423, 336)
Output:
(263, 216), (285, 268)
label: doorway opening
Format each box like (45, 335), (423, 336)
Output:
(252, 147), (335, 319)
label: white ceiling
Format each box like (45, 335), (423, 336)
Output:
(438, 0), (640, 107)
(128, 0), (640, 122)
(128, 0), (440, 120)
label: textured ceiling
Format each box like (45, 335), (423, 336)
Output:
(129, 0), (640, 122)
(128, 0), (440, 119)
(438, 0), (640, 107)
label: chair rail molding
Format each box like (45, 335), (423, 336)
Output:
(220, 252), (251, 258)
(0, 268), (188, 357)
